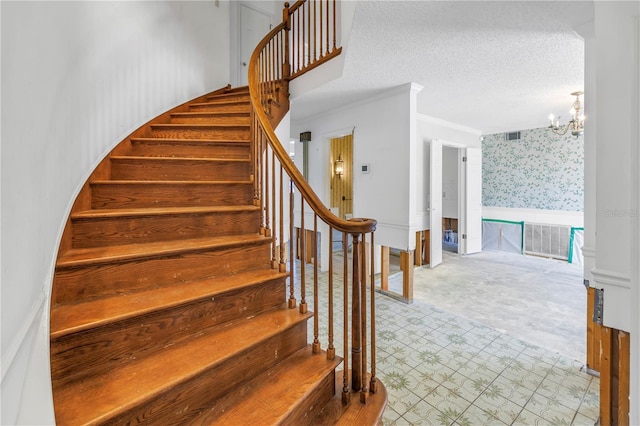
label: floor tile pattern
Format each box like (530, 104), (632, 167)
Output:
(293, 251), (599, 426)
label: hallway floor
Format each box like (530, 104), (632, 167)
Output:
(386, 249), (587, 362)
(302, 247), (598, 425)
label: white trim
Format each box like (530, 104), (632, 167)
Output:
(376, 221), (412, 232)
(581, 245), (596, 259)
(591, 268), (631, 290)
(320, 126), (355, 141)
(0, 290), (46, 381)
(416, 113), (483, 136)
(629, 13), (640, 426)
(482, 206), (584, 228)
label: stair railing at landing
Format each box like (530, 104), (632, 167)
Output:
(248, 0), (379, 405)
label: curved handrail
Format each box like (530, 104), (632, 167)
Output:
(248, 23), (376, 235)
(247, 3), (380, 405)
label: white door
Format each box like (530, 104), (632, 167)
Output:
(430, 139), (443, 268)
(239, 4), (271, 86)
(464, 147), (483, 254)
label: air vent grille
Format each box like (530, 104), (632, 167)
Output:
(524, 223), (570, 260)
(504, 131), (521, 141)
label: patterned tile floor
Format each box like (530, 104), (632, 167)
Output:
(295, 250), (599, 426)
(374, 297), (599, 425)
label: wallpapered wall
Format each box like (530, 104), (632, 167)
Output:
(482, 127), (584, 211)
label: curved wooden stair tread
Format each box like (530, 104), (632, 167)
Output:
(56, 234), (269, 268)
(130, 137), (251, 144)
(169, 111), (250, 118)
(110, 155), (251, 164)
(90, 179), (253, 186)
(70, 204), (258, 220)
(190, 99), (251, 107)
(192, 346), (343, 425)
(51, 268), (288, 338)
(149, 123), (250, 130)
(207, 89), (249, 99)
(53, 308), (312, 426)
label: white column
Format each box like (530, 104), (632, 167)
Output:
(574, 20), (596, 286)
(592, 3), (639, 423)
(630, 14), (640, 426)
(593, 1), (637, 331)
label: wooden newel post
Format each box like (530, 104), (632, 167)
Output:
(282, 3), (291, 80)
(351, 234), (362, 392)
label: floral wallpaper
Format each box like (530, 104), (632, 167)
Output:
(482, 127), (584, 211)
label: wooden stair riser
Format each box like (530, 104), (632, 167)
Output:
(90, 182), (254, 209)
(51, 278), (287, 387)
(170, 112), (250, 125)
(150, 124), (250, 140)
(189, 101), (251, 113)
(287, 370), (337, 425)
(105, 322), (308, 426)
(193, 348), (341, 425)
(110, 158), (251, 181)
(53, 242), (272, 305)
(71, 209), (260, 248)
(129, 139), (250, 159)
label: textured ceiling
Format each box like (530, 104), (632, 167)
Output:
(290, 1), (593, 134)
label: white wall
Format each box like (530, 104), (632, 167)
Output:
(290, 83), (482, 256)
(291, 84), (414, 251)
(1, 2), (230, 424)
(482, 207), (584, 228)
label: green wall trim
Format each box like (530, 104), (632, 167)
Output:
(568, 227), (584, 264)
(481, 218), (524, 226)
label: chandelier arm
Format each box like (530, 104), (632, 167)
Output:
(548, 91), (584, 137)
(549, 121), (572, 136)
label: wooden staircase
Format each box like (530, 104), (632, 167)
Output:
(50, 86), (378, 425)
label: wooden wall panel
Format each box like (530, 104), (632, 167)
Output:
(586, 287), (602, 372)
(617, 331), (630, 426)
(600, 326), (630, 426)
(415, 232), (423, 266)
(601, 326), (613, 426)
(400, 251), (413, 303)
(413, 230), (430, 266)
(380, 246), (389, 291)
(330, 135), (353, 219)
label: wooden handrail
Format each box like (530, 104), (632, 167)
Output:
(248, 30), (374, 235)
(247, 0), (378, 406)
(248, 0), (377, 404)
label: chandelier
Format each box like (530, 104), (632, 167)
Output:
(548, 91), (584, 137)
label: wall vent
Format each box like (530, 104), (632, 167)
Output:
(524, 223), (570, 260)
(504, 131), (521, 141)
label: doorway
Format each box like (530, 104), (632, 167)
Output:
(237, 4), (271, 86)
(330, 134), (353, 220)
(442, 146), (460, 254)
(429, 140), (482, 268)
